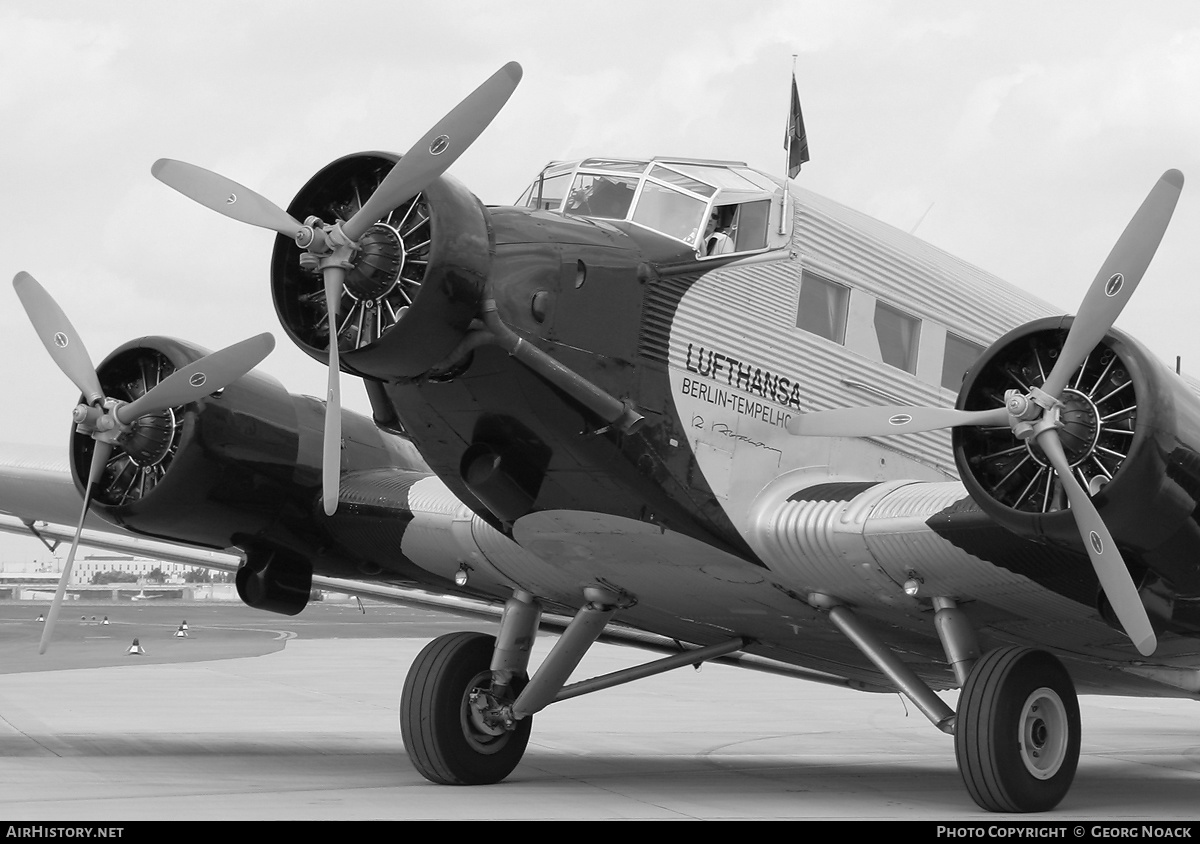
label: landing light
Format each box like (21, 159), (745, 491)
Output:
(454, 564), (471, 587)
(903, 575), (923, 597)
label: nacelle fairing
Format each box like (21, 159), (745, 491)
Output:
(69, 336), (408, 559)
(954, 317), (1200, 601)
(270, 153), (491, 380)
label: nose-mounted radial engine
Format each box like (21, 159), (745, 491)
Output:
(11, 272), (275, 654)
(786, 170), (1185, 657)
(266, 151), (492, 383)
(153, 61), (642, 520)
(152, 62), (523, 518)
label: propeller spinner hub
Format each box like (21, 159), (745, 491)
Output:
(343, 223), (405, 302)
(1026, 389), (1100, 468)
(121, 409), (178, 468)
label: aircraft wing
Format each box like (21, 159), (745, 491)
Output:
(0, 444), (105, 531)
(0, 443), (853, 685)
(0, 442), (498, 610)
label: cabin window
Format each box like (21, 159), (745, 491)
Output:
(875, 302), (921, 373)
(796, 271), (848, 344)
(942, 332), (984, 390)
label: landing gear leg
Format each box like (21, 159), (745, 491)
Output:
(400, 631), (532, 785)
(955, 647), (1080, 812)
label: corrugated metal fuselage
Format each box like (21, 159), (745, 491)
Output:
(374, 183), (1200, 697)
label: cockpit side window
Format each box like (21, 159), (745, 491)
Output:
(518, 171), (572, 211)
(700, 200), (770, 257)
(732, 200), (770, 252)
(517, 160), (781, 255)
(632, 181), (708, 243)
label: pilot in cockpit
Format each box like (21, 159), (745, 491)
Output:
(703, 206), (735, 255)
(566, 177), (636, 220)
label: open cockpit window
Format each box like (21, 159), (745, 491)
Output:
(702, 200), (771, 256)
(515, 157), (782, 256)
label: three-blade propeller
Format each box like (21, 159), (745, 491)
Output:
(13, 272), (275, 653)
(152, 62), (523, 516)
(786, 170), (1184, 656)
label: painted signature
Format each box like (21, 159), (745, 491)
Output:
(692, 415), (782, 457)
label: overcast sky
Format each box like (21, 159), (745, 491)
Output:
(2, 0), (1199, 563)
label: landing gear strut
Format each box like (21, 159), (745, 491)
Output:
(955, 647), (1081, 812)
(400, 631), (532, 785)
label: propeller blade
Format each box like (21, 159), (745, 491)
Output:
(786, 405), (1009, 438)
(152, 159), (307, 239)
(1037, 428), (1157, 656)
(115, 333), (275, 424)
(39, 440), (111, 655)
(322, 268), (345, 516)
(13, 272), (104, 407)
(1042, 170), (1184, 398)
(342, 62), (523, 242)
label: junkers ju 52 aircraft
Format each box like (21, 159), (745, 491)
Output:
(1, 61), (1194, 813)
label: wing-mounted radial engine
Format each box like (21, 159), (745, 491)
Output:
(787, 169), (1186, 656)
(954, 318), (1200, 624)
(71, 335), (318, 550)
(12, 273), (275, 649)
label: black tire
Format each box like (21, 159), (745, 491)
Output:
(400, 632), (531, 785)
(955, 647), (1080, 812)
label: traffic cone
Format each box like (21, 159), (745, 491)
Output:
(181, 620), (189, 631)
(101, 616), (109, 625)
(126, 638), (146, 655)
(35, 613), (43, 623)
(173, 624), (188, 638)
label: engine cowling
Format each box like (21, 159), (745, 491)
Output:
(68, 335), (425, 586)
(953, 316), (1200, 597)
(270, 152), (492, 380)
(70, 336), (327, 551)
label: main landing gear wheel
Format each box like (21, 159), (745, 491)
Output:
(955, 647), (1081, 812)
(400, 631), (531, 785)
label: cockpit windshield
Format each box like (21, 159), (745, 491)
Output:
(515, 157), (783, 256)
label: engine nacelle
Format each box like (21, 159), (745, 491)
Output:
(270, 152), (492, 380)
(953, 317), (1200, 597)
(70, 336), (397, 558)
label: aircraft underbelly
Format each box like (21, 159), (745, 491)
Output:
(490, 506), (1186, 696)
(390, 471), (1152, 691)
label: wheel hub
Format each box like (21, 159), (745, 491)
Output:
(467, 685), (508, 738)
(460, 671), (517, 754)
(1019, 687), (1069, 780)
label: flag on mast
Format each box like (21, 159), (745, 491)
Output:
(784, 74), (809, 178)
